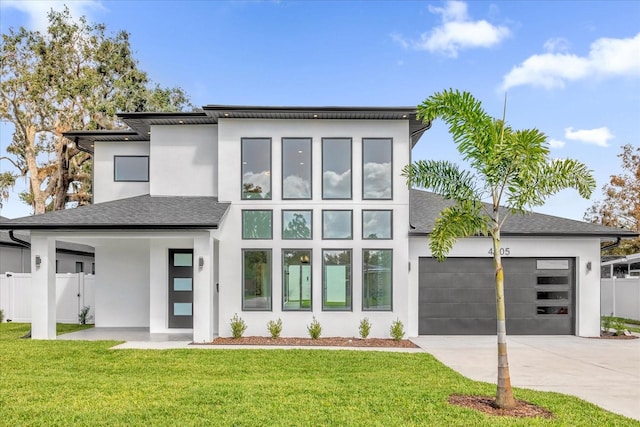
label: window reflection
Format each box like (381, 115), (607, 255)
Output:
(242, 138), (271, 199)
(282, 210), (312, 239)
(283, 138), (311, 199)
(363, 138), (392, 199)
(362, 210), (392, 239)
(322, 210), (352, 239)
(322, 138), (351, 199)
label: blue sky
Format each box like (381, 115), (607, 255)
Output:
(0, 0), (638, 220)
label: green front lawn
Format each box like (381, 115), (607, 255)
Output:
(0, 323), (636, 426)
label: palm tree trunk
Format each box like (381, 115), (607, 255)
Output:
(493, 231), (516, 409)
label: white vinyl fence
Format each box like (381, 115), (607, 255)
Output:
(0, 273), (94, 324)
(601, 277), (640, 320)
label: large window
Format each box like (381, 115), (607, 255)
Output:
(362, 210), (392, 239)
(242, 210), (273, 239)
(282, 210), (312, 239)
(362, 138), (392, 199)
(242, 138), (271, 199)
(282, 138), (312, 199)
(283, 249), (312, 311)
(242, 250), (272, 311)
(322, 138), (352, 199)
(322, 249), (351, 311)
(363, 249), (392, 311)
(114, 156), (149, 182)
(322, 210), (352, 239)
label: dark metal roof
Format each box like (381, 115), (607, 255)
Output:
(63, 106), (430, 153)
(409, 189), (639, 238)
(0, 195), (230, 231)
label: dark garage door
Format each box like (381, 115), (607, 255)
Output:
(418, 257), (575, 335)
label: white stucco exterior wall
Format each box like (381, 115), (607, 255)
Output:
(408, 236), (602, 337)
(215, 119), (411, 338)
(93, 141), (150, 203)
(150, 125), (218, 197)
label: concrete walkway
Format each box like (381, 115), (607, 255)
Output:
(410, 335), (640, 421)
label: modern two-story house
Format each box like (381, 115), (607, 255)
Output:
(0, 105), (634, 341)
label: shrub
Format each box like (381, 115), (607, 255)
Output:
(611, 317), (627, 336)
(0, 308), (4, 323)
(601, 315), (613, 333)
(267, 318), (283, 339)
(390, 318), (405, 341)
(307, 316), (322, 340)
(230, 313), (247, 338)
(78, 306), (92, 325)
(359, 317), (371, 339)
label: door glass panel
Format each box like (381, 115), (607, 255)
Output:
(537, 276), (569, 285)
(536, 260), (569, 270)
(174, 253), (193, 267)
(537, 306), (569, 315)
(173, 278), (193, 291)
(174, 302), (192, 316)
(536, 291), (568, 300)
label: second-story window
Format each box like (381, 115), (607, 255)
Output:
(322, 138), (352, 199)
(282, 138), (312, 199)
(242, 210), (273, 239)
(114, 156), (149, 182)
(242, 138), (271, 199)
(363, 138), (392, 199)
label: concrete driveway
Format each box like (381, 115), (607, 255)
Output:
(410, 335), (640, 421)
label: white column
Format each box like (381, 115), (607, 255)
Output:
(31, 234), (56, 339)
(193, 232), (214, 343)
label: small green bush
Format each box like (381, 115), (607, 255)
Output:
(359, 317), (371, 339)
(611, 317), (627, 335)
(230, 313), (247, 338)
(0, 308), (4, 323)
(307, 316), (322, 340)
(267, 318), (283, 339)
(78, 306), (92, 325)
(390, 318), (405, 341)
(601, 315), (613, 333)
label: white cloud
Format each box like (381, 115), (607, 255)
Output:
(363, 162), (392, 199)
(543, 37), (571, 53)
(548, 139), (566, 149)
(283, 175), (311, 199)
(391, 1), (510, 57)
(0, 1), (103, 33)
(322, 170), (351, 198)
(502, 32), (640, 90)
(564, 127), (614, 147)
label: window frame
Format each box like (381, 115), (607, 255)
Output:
(242, 209), (273, 240)
(322, 248), (352, 311)
(282, 249), (313, 311)
(281, 209), (313, 240)
(241, 249), (273, 311)
(282, 137), (312, 200)
(322, 209), (353, 240)
(362, 137), (393, 200)
(241, 137), (272, 200)
(362, 209), (393, 240)
(113, 155), (149, 182)
(321, 137), (352, 200)
(362, 249), (393, 311)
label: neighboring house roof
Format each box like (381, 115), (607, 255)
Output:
(64, 105), (430, 153)
(0, 195), (230, 231)
(409, 189), (639, 238)
(1, 216), (94, 254)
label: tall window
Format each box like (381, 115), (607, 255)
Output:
(282, 138), (311, 199)
(242, 210), (273, 239)
(363, 138), (392, 199)
(114, 156), (149, 182)
(322, 138), (352, 199)
(322, 249), (351, 311)
(242, 138), (271, 199)
(283, 249), (312, 311)
(362, 210), (393, 239)
(242, 250), (272, 311)
(363, 249), (392, 311)
(282, 210), (312, 239)
(322, 210), (352, 239)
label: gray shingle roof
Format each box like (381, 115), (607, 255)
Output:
(0, 195), (230, 231)
(410, 189), (638, 237)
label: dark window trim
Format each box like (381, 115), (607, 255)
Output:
(241, 209), (273, 240)
(113, 155), (149, 182)
(322, 248), (352, 312)
(321, 137), (352, 200)
(241, 137), (272, 200)
(362, 248), (393, 312)
(241, 248), (273, 312)
(282, 248), (313, 312)
(322, 209), (353, 240)
(362, 209), (394, 240)
(281, 209), (313, 240)
(282, 137), (312, 200)
(362, 137), (393, 200)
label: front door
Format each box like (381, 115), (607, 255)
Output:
(168, 249), (194, 328)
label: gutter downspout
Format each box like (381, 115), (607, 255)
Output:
(601, 237), (622, 252)
(9, 230), (30, 248)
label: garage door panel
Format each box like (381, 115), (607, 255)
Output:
(422, 288), (497, 304)
(419, 318), (498, 335)
(419, 272), (495, 288)
(421, 302), (497, 318)
(419, 258), (489, 274)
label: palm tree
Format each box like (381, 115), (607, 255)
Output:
(403, 89), (595, 408)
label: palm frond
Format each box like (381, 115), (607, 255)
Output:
(430, 204), (489, 261)
(402, 160), (480, 202)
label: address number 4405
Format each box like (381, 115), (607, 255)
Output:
(488, 248), (511, 256)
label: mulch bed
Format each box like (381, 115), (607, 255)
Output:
(448, 394), (554, 419)
(209, 336), (419, 348)
(595, 332), (638, 340)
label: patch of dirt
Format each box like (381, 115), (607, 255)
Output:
(209, 336), (419, 348)
(595, 333), (638, 340)
(448, 394), (554, 419)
